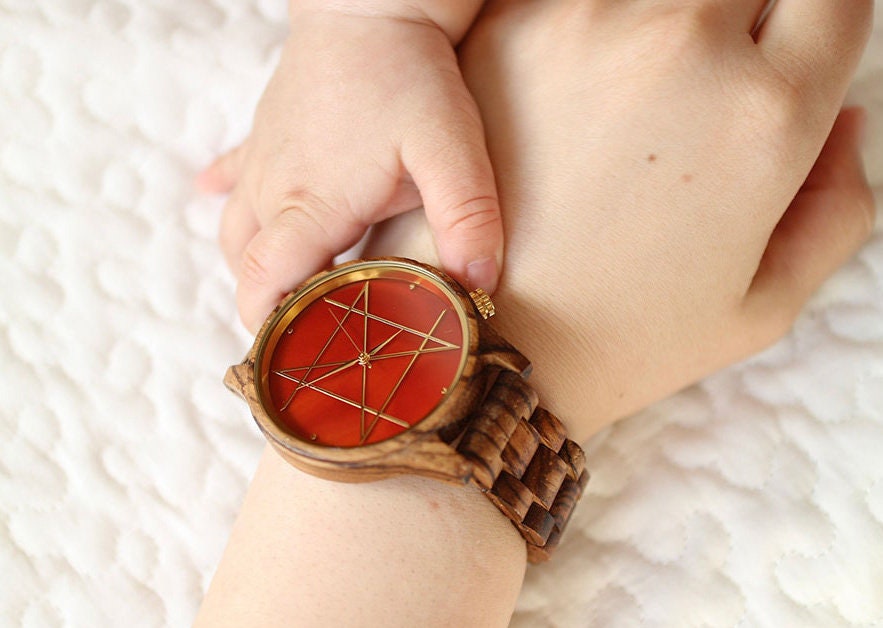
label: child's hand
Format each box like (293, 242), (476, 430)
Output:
(199, 3), (501, 332)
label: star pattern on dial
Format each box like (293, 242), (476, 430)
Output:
(271, 280), (462, 444)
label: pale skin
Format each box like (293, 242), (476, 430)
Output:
(195, 1), (875, 626)
(199, 0), (505, 332)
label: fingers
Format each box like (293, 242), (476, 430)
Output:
(196, 142), (248, 194)
(684, 0), (772, 33)
(404, 100), (504, 294)
(757, 0), (872, 100)
(218, 188), (260, 273)
(737, 0), (774, 33)
(743, 107), (875, 339)
(749, 0), (776, 37)
(236, 198), (366, 333)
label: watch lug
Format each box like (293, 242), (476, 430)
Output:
(224, 361), (252, 398)
(271, 436), (475, 485)
(383, 436), (475, 484)
(477, 320), (532, 377)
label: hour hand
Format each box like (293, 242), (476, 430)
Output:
(275, 355), (360, 390)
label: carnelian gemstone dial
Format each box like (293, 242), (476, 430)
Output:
(261, 266), (467, 447)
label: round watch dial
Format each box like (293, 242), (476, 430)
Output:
(257, 263), (469, 447)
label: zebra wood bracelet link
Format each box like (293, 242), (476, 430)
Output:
(456, 370), (589, 562)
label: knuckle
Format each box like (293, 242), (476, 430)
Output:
(641, 4), (724, 60)
(549, 1), (604, 28)
(436, 195), (501, 238)
(733, 70), (810, 169)
(238, 246), (272, 288)
(445, 94), (484, 136)
(275, 190), (357, 246)
(754, 62), (810, 126)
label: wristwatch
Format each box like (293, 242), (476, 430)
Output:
(225, 257), (588, 562)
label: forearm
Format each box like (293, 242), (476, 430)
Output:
(195, 445), (526, 628)
(290, 0), (484, 43)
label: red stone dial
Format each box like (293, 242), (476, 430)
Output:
(260, 266), (468, 447)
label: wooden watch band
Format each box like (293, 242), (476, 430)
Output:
(456, 370), (589, 562)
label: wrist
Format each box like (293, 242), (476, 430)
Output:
(289, 0), (484, 43)
(196, 445), (526, 627)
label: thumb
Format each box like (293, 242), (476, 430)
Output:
(237, 198), (365, 334)
(743, 107), (876, 342)
(405, 100), (504, 294)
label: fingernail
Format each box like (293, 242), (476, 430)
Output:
(466, 257), (499, 294)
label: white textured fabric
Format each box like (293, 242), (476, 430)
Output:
(1, 2), (881, 626)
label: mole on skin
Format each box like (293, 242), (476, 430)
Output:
(647, 154), (692, 183)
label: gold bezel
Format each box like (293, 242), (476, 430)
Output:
(238, 258), (484, 478)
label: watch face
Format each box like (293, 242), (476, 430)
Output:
(256, 262), (470, 447)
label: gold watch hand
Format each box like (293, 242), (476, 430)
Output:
(277, 356), (361, 411)
(309, 356), (360, 382)
(369, 329), (403, 356)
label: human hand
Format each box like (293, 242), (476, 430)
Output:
(364, 0), (875, 440)
(199, 2), (502, 333)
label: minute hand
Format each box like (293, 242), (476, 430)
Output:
(368, 329), (403, 357)
(301, 329), (401, 386)
(309, 327), (402, 379)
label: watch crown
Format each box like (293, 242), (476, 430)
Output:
(469, 288), (495, 320)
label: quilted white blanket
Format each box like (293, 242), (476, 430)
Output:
(1, 2), (881, 626)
